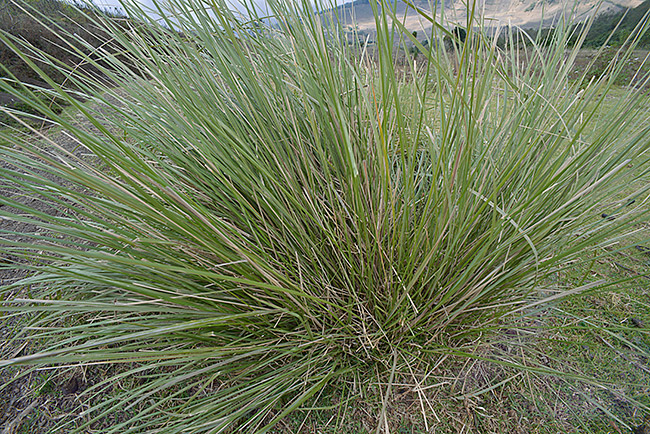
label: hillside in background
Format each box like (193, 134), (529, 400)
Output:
(330, 0), (643, 33)
(0, 0), (123, 86)
(580, 0), (650, 46)
(0, 0), (134, 124)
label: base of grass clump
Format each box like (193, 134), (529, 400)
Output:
(1, 0), (650, 432)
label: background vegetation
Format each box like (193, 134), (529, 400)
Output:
(517, 1), (650, 50)
(0, 0), (127, 126)
(580, 0), (650, 47)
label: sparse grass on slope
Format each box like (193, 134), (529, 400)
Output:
(0, 0), (649, 432)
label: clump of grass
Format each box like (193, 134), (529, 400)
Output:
(0, 0), (649, 432)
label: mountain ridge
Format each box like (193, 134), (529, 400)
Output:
(329, 0), (644, 32)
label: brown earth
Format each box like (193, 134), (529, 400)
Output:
(0, 91), (132, 433)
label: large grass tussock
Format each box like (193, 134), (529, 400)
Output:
(0, 0), (649, 432)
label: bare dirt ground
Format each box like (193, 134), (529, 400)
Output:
(0, 95), (130, 433)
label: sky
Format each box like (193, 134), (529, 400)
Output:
(91, 0), (268, 18)
(90, 0), (350, 19)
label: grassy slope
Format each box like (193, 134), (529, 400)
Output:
(0, 0), (122, 84)
(0, 0), (124, 126)
(581, 0), (650, 48)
